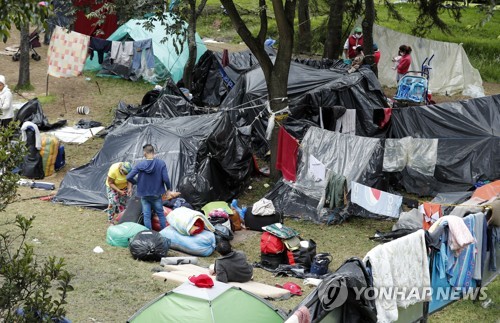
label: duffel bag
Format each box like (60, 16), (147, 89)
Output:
(261, 252), (287, 270)
(288, 239), (317, 270)
(260, 231), (285, 254)
(245, 206), (283, 232)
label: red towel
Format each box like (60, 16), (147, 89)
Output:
(378, 107), (392, 129)
(276, 127), (299, 182)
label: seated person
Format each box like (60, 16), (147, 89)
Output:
(348, 46), (364, 74)
(209, 240), (253, 283)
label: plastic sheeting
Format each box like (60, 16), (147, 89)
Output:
(53, 112), (253, 209)
(221, 61), (388, 156)
(389, 95), (500, 195)
(15, 98), (67, 131)
(101, 92), (195, 136)
(191, 48), (275, 107)
(373, 24), (484, 96)
(383, 137), (438, 176)
(266, 127), (384, 222)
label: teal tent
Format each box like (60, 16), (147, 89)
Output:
(85, 13), (207, 83)
(128, 282), (286, 323)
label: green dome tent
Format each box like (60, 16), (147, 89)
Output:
(84, 13), (207, 83)
(128, 282), (286, 323)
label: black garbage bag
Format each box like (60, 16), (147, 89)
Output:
(129, 230), (170, 261)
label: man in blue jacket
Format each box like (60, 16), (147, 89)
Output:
(127, 144), (175, 230)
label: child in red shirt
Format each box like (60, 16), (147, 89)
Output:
(395, 45), (412, 82)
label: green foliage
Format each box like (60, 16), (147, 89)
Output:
(0, 215), (74, 321)
(0, 121), (26, 212)
(0, 0), (48, 42)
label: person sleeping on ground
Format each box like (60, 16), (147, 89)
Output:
(209, 240), (253, 283)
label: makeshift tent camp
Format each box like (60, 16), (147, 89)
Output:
(266, 126), (384, 222)
(85, 14), (207, 83)
(373, 24), (484, 96)
(73, 0), (118, 39)
(191, 48), (275, 107)
(53, 112), (253, 208)
(388, 94), (500, 196)
(128, 281), (286, 322)
(221, 62), (388, 156)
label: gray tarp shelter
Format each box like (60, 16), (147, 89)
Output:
(266, 126), (384, 222)
(221, 62), (388, 156)
(53, 112), (253, 208)
(388, 94), (500, 196)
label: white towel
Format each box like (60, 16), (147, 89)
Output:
(20, 121), (42, 150)
(363, 230), (430, 323)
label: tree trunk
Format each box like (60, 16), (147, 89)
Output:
(183, 0), (197, 90)
(297, 0), (311, 54)
(220, 0), (297, 180)
(17, 24), (31, 89)
(363, 0), (376, 75)
(323, 0), (346, 59)
(268, 73), (289, 180)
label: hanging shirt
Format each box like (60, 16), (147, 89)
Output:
(131, 39), (155, 70)
(88, 37), (112, 64)
(47, 26), (90, 78)
(275, 126), (299, 182)
(110, 41), (134, 66)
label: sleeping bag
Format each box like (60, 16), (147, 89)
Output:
(166, 207), (215, 236)
(129, 230), (170, 261)
(159, 226), (216, 257)
(39, 134), (59, 177)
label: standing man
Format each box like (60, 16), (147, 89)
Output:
(127, 144), (173, 230)
(343, 26), (364, 60)
(0, 75), (13, 128)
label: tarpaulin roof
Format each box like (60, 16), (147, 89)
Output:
(53, 112), (253, 209)
(373, 24), (484, 96)
(388, 94), (500, 195)
(221, 62), (388, 155)
(190, 48), (275, 107)
(100, 92), (195, 136)
(266, 126), (384, 222)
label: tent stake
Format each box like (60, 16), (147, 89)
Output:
(46, 74), (49, 96)
(62, 93), (67, 113)
(95, 81), (101, 95)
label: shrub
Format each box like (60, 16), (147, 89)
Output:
(0, 216), (74, 321)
